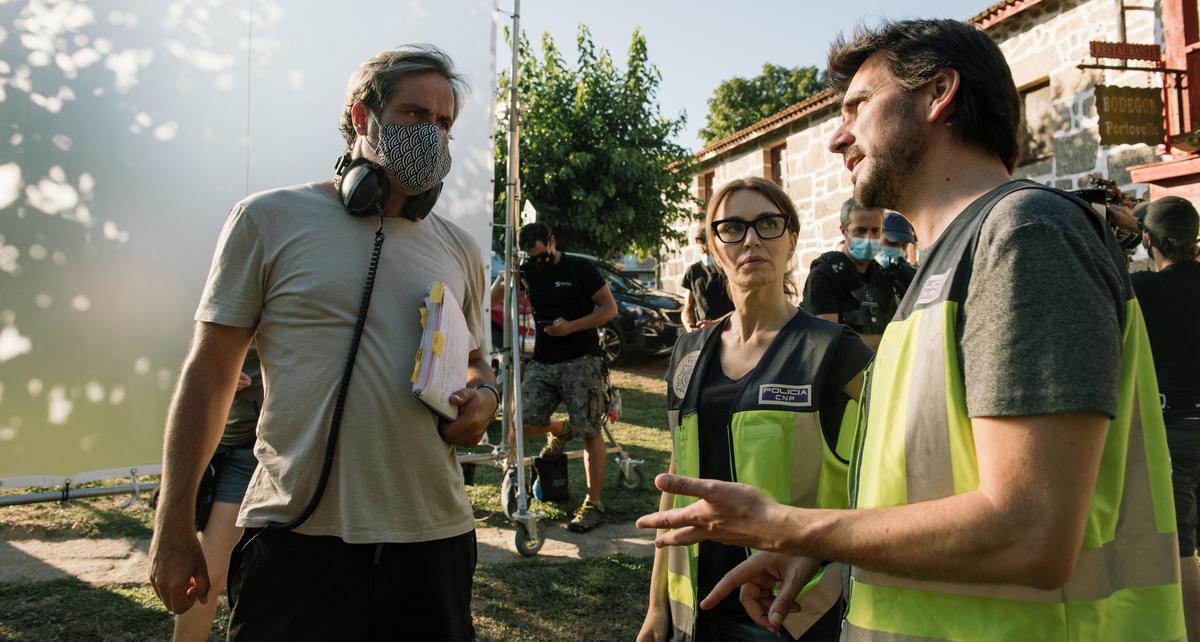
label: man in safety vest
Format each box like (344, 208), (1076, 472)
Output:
(638, 18), (1185, 641)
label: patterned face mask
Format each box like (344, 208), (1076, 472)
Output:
(371, 114), (452, 193)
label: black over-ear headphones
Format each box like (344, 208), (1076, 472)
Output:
(334, 154), (443, 221)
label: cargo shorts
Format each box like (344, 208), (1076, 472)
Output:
(522, 354), (608, 439)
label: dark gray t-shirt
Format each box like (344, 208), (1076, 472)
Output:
(959, 188), (1125, 419)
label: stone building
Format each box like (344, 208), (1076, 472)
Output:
(661, 0), (1185, 296)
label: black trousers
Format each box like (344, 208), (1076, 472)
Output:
(226, 527), (477, 641)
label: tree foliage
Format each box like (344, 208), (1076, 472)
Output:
(495, 26), (697, 260)
(699, 64), (827, 145)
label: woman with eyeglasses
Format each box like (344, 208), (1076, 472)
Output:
(639, 178), (872, 642)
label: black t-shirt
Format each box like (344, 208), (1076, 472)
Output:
(1131, 261), (1200, 420)
(695, 321), (873, 618)
(520, 253), (607, 364)
(800, 253), (909, 333)
(681, 261), (735, 323)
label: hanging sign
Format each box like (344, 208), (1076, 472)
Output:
(1095, 85), (1164, 146)
(1089, 41), (1162, 62)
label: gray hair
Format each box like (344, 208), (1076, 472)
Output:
(840, 197), (858, 229)
(339, 44), (469, 152)
(840, 196), (882, 230)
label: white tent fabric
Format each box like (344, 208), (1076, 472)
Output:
(0, 0), (496, 486)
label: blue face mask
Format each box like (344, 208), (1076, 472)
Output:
(848, 236), (882, 262)
(874, 245), (904, 267)
(703, 254), (715, 268)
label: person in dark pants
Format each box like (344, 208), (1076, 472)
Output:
(681, 223), (735, 331)
(148, 45), (496, 642)
(1130, 195), (1200, 642)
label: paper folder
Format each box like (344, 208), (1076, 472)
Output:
(411, 281), (474, 420)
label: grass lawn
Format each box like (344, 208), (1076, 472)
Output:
(0, 358), (671, 642)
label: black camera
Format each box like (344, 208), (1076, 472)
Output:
(1069, 175), (1143, 253)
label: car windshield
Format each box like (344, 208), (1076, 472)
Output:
(594, 262), (644, 294)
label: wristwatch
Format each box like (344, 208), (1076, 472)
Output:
(472, 383), (501, 412)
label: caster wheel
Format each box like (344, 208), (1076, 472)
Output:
(515, 522), (544, 557)
(617, 464), (645, 490)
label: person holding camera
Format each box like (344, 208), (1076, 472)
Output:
(1131, 195), (1200, 641)
(149, 45), (495, 641)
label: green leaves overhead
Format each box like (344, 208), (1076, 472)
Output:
(495, 26), (697, 260)
(699, 63), (827, 145)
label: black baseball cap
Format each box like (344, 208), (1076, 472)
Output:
(883, 212), (915, 244)
(1135, 196), (1199, 248)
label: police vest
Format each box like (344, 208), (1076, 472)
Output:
(664, 311), (860, 641)
(813, 251), (899, 335)
(847, 181), (1185, 641)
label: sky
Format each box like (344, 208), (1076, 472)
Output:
(510, 0), (982, 151)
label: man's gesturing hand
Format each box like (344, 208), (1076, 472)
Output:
(148, 523), (210, 614)
(634, 474), (783, 550)
(701, 552), (821, 634)
(439, 387), (497, 446)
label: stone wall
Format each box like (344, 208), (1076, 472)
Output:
(998, 0), (1163, 191)
(661, 0), (1169, 299)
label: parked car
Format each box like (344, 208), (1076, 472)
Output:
(489, 252), (684, 365)
(581, 255), (683, 364)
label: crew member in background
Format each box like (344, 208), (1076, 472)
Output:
(800, 198), (907, 348)
(681, 223), (735, 331)
(491, 221), (619, 532)
(1130, 195), (1200, 642)
(877, 211), (918, 284)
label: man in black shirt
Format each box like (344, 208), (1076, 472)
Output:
(681, 223), (735, 331)
(1130, 195), (1200, 640)
(491, 222), (618, 532)
(801, 197), (910, 348)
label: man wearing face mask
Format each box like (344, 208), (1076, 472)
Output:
(149, 45), (493, 641)
(875, 211), (916, 290)
(801, 197), (904, 348)
(681, 223), (735, 331)
(490, 221), (618, 532)
(1129, 196), (1200, 641)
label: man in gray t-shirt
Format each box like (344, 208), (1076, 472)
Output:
(149, 45), (496, 641)
(638, 19), (1181, 639)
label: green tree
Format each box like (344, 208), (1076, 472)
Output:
(495, 26), (697, 260)
(699, 64), (827, 145)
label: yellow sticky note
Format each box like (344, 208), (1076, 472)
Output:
(419, 306), (428, 328)
(411, 348), (423, 383)
(430, 281), (446, 304)
(431, 331), (445, 356)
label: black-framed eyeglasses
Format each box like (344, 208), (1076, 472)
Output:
(710, 214), (789, 244)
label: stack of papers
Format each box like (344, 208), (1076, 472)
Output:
(411, 281), (474, 420)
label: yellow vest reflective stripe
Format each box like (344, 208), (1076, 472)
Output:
(849, 182), (1185, 641)
(664, 313), (858, 641)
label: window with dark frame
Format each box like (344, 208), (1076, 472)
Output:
(1018, 80), (1054, 166)
(699, 171), (714, 204)
(770, 144), (785, 186)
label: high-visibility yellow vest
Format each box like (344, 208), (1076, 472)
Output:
(664, 312), (861, 641)
(847, 181), (1185, 641)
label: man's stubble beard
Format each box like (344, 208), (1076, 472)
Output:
(855, 102), (927, 212)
